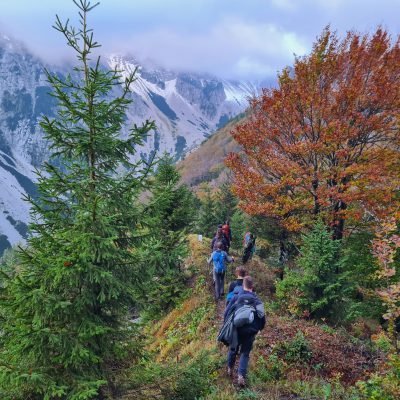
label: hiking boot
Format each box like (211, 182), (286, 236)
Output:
(227, 367), (232, 377)
(237, 375), (246, 386)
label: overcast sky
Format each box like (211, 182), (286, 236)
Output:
(0, 0), (399, 79)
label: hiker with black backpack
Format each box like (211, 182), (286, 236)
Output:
(226, 266), (246, 304)
(208, 241), (234, 300)
(225, 276), (265, 386)
(242, 233), (256, 264)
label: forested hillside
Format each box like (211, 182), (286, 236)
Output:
(178, 113), (243, 190)
(0, 2), (399, 400)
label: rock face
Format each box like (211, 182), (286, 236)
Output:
(108, 55), (259, 160)
(0, 35), (261, 254)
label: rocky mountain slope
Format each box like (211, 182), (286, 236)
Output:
(0, 34), (260, 254)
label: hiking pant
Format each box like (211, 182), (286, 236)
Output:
(242, 249), (253, 264)
(213, 270), (225, 299)
(227, 333), (256, 377)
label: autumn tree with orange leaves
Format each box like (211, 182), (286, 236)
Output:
(226, 28), (400, 239)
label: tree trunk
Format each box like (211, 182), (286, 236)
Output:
(332, 200), (347, 241)
(278, 240), (287, 280)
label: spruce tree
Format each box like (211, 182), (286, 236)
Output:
(148, 154), (195, 234)
(138, 154), (195, 317)
(214, 181), (238, 224)
(276, 221), (345, 319)
(0, 1), (154, 399)
(230, 209), (248, 250)
(196, 185), (217, 239)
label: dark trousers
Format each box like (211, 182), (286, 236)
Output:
(213, 270), (225, 299)
(227, 333), (255, 377)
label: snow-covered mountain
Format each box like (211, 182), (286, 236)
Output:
(108, 54), (259, 159)
(0, 34), (261, 254)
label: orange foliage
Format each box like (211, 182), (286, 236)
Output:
(373, 214), (400, 340)
(226, 27), (400, 238)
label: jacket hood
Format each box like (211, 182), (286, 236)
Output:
(236, 291), (261, 306)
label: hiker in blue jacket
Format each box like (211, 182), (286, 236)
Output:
(226, 276), (265, 386)
(207, 241), (234, 300)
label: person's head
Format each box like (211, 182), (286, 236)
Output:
(243, 276), (254, 292)
(235, 266), (246, 278)
(216, 241), (223, 250)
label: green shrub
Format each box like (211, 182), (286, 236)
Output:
(356, 354), (400, 400)
(127, 352), (218, 400)
(254, 354), (284, 382)
(290, 378), (359, 400)
(236, 389), (259, 399)
(277, 331), (312, 364)
(171, 354), (216, 400)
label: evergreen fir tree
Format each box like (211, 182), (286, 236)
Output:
(0, 2), (154, 399)
(230, 208), (249, 249)
(214, 181), (238, 225)
(276, 221), (345, 319)
(149, 154), (196, 234)
(196, 185), (217, 239)
(138, 154), (196, 317)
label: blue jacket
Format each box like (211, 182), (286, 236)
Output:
(207, 250), (233, 273)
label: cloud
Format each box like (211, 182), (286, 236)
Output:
(0, 0), (399, 79)
(110, 19), (308, 79)
(271, 0), (297, 11)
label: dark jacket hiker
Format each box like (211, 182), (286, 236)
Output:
(242, 234), (256, 263)
(225, 276), (265, 386)
(222, 221), (232, 246)
(211, 229), (229, 252)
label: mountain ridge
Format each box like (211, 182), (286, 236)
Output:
(0, 34), (262, 254)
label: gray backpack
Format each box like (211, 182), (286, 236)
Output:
(233, 304), (255, 327)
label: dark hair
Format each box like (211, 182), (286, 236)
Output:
(216, 241), (223, 250)
(243, 276), (254, 290)
(235, 266), (246, 277)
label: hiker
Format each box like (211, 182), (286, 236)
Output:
(208, 241), (234, 300)
(226, 266), (246, 304)
(243, 231), (251, 247)
(226, 276), (265, 386)
(221, 220), (232, 251)
(242, 234), (256, 264)
(211, 228), (229, 252)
